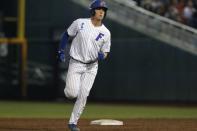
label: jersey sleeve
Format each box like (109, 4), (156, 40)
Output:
(67, 19), (79, 37)
(101, 32), (111, 53)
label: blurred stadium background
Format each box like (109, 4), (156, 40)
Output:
(0, 0), (197, 104)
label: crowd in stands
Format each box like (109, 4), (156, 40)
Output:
(134, 0), (197, 28)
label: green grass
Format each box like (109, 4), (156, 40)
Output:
(0, 101), (76, 118)
(0, 101), (197, 119)
(84, 104), (197, 119)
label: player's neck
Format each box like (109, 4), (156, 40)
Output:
(91, 18), (102, 27)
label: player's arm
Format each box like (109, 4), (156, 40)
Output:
(58, 19), (79, 62)
(98, 32), (111, 60)
(98, 52), (108, 60)
(58, 31), (69, 62)
(60, 31), (69, 50)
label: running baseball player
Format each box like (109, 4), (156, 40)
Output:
(57, 0), (111, 131)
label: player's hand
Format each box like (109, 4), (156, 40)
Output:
(57, 50), (65, 62)
(98, 52), (105, 60)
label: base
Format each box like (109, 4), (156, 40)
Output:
(90, 119), (123, 125)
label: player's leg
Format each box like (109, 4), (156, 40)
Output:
(69, 63), (98, 125)
(64, 59), (83, 99)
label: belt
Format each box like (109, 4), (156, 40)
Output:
(71, 57), (98, 64)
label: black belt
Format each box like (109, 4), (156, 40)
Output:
(71, 57), (98, 64)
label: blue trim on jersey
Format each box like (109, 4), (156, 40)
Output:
(59, 31), (69, 50)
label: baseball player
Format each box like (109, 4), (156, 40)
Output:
(57, 0), (111, 131)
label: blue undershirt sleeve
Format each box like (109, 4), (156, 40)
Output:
(59, 31), (69, 50)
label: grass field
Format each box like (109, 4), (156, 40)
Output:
(0, 101), (197, 119)
(0, 101), (197, 131)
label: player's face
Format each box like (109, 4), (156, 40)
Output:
(94, 8), (105, 21)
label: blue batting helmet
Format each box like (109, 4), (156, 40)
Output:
(89, 0), (108, 11)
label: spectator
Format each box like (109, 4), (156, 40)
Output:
(165, 0), (182, 22)
(136, 0), (197, 28)
(176, 0), (185, 13)
(176, 0), (185, 23)
(150, 0), (163, 13)
(191, 10), (197, 28)
(183, 0), (196, 26)
(141, 0), (153, 11)
(157, 0), (169, 16)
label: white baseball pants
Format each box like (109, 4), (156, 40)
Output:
(64, 58), (98, 125)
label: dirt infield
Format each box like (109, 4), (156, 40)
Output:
(0, 118), (197, 131)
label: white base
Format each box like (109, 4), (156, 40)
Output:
(90, 119), (123, 125)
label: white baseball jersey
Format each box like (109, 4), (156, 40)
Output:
(67, 18), (111, 63)
(64, 18), (111, 125)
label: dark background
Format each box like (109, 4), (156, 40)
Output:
(0, 0), (197, 103)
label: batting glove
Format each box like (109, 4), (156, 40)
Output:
(57, 50), (65, 62)
(98, 52), (105, 60)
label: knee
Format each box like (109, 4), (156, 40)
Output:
(64, 88), (78, 99)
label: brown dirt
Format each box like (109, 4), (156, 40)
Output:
(0, 118), (197, 131)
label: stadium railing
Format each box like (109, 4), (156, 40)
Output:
(72, 0), (197, 55)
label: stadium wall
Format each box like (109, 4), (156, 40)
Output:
(1, 0), (197, 102)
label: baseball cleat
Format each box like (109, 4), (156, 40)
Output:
(68, 124), (80, 131)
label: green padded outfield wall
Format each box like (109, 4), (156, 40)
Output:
(24, 0), (197, 102)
